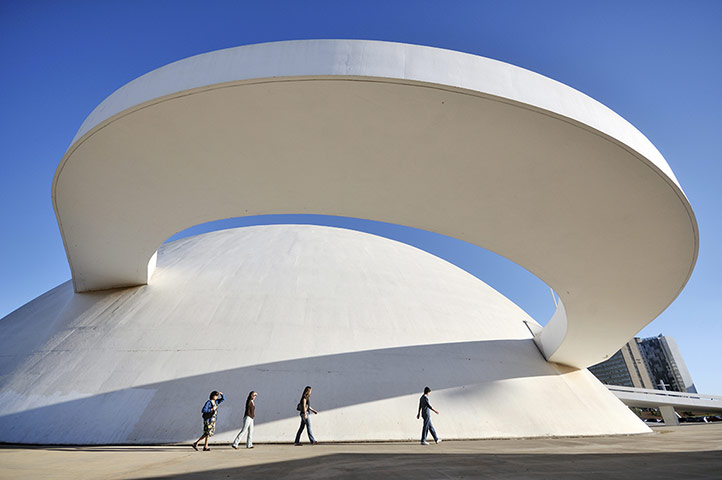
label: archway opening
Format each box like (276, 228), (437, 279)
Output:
(163, 214), (556, 326)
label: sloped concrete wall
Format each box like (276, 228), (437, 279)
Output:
(0, 226), (648, 444)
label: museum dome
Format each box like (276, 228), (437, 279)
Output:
(0, 225), (646, 444)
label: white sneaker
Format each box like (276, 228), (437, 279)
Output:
(421, 441), (429, 445)
(435, 439), (442, 444)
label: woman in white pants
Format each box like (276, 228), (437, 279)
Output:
(232, 391), (257, 449)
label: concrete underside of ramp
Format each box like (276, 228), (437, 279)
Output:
(0, 225), (648, 444)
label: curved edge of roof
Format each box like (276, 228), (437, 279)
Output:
(48, 40), (701, 370)
(69, 39), (683, 192)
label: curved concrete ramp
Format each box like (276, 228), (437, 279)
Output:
(0, 226), (648, 444)
(52, 40), (697, 369)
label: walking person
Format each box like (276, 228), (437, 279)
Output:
(232, 391), (257, 449)
(294, 386), (319, 445)
(416, 386), (441, 445)
(192, 390), (224, 451)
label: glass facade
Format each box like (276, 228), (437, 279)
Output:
(589, 335), (696, 393)
(589, 350), (634, 387)
(638, 335), (697, 393)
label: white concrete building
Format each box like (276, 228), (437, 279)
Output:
(0, 226), (649, 443)
(0, 40), (698, 443)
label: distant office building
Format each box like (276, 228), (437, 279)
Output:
(589, 338), (654, 389)
(639, 335), (697, 393)
(589, 335), (696, 393)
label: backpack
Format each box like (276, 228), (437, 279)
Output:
(296, 401), (304, 412)
(202, 402), (214, 420)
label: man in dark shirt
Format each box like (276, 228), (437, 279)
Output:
(416, 386), (441, 445)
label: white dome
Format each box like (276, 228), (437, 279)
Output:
(0, 225), (647, 443)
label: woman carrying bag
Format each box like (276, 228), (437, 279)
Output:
(294, 386), (318, 445)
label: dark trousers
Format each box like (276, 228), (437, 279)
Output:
(295, 414), (316, 443)
(421, 414), (438, 442)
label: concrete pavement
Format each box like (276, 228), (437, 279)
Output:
(1, 424), (721, 479)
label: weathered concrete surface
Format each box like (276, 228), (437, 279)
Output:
(1, 424), (720, 479)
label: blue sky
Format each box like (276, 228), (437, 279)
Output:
(1, 1), (720, 394)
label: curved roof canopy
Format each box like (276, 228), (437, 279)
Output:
(53, 40), (698, 369)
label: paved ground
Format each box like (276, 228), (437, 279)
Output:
(1, 424), (721, 479)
